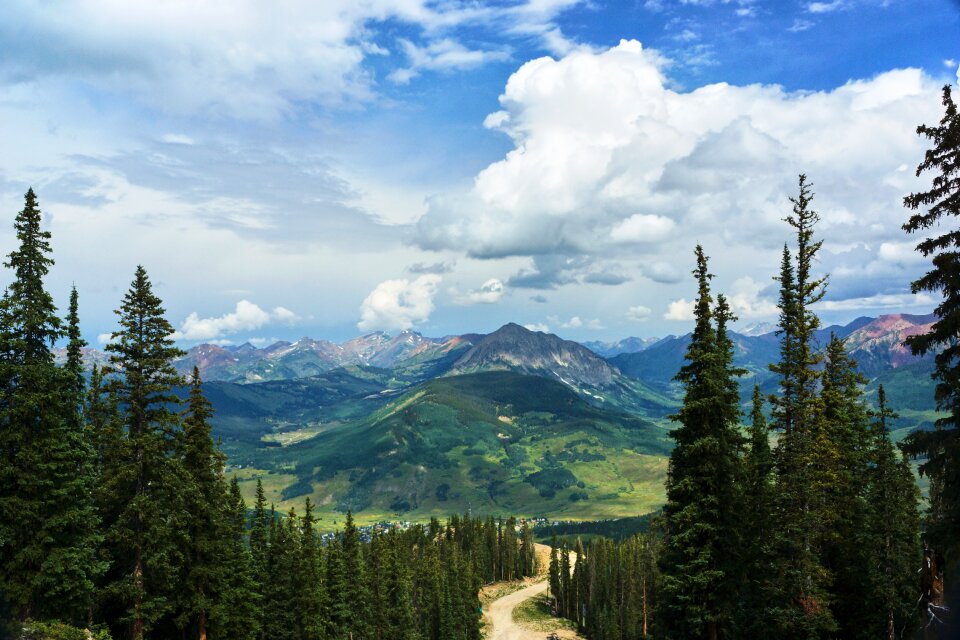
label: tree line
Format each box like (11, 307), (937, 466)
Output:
(549, 207), (921, 639)
(547, 84), (960, 640)
(0, 188), (536, 639)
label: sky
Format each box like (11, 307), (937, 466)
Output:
(1, 0), (958, 346)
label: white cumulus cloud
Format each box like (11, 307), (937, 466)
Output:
(665, 298), (696, 321)
(358, 275), (441, 332)
(728, 277), (779, 319)
(414, 38), (943, 302)
(454, 278), (506, 305)
(173, 300), (300, 342)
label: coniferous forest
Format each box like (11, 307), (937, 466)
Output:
(0, 47), (958, 640)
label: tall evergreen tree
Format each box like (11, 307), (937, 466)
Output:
(768, 176), (835, 638)
(736, 385), (776, 637)
(867, 386), (923, 639)
(213, 477), (260, 640)
(297, 498), (326, 640)
(99, 265), (187, 640)
(178, 367), (229, 640)
(341, 510), (372, 639)
(660, 246), (744, 640)
(819, 335), (874, 637)
(0, 190), (101, 626)
(900, 83), (960, 627)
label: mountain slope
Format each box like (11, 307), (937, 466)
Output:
(226, 371), (670, 521)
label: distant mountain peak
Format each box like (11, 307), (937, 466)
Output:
(451, 323), (619, 388)
(739, 321), (777, 337)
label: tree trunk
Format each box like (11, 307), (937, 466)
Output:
(642, 576), (648, 637)
(199, 608), (207, 640)
(133, 554), (144, 640)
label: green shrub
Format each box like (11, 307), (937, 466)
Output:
(20, 621), (112, 640)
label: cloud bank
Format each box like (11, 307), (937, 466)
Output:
(414, 39), (943, 313)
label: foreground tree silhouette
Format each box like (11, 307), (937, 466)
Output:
(901, 84), (960, 631)
(99, 266), (188, 640)
(660, 246), (744, 640)
(767, 176), (836, 638)
(0, 190), (101, 627)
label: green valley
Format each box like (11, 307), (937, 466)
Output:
(216, 370), (671, 526)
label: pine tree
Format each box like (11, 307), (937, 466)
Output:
(179, 367), (229, 640)
(659, 246), (744, 640)
(0, 189), (101, 626)
(736, 385), (776, 637)
(342, 510), (371, 639)
(212, 477), (260, 640)
(549, 541), (560, 612)
(385, 532), (420, 640)
(768, 175), (835, 638)
(900, 84), (960, 626)
(262, 509), (300, 640)
(297, 498), (326, 640)
(99, 265), (188, 640)
(325, 537), (350, 639)
(867, 386), (923, 639)
(35, 285), (103, 625)
(819, 335), (875, 637)
(249, 475), (269, 638)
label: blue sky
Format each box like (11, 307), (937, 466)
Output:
(0, 0), (958, 346)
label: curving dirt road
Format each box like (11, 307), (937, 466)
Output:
(485, 546), (580, 640)
(487, 578), (552, 640)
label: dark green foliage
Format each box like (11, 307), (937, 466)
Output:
(553, 534), (662, 640)
(660, 247), (745, 639)
(0, 190), (102, 627)
(213, 478), (260, 640)
(767, 176), (836, 638)
(866, 387), (923, 639)
(734, 386), (776, 636)
(900, 84), (960, 622)
(97, 266), (189, 640)
(178, 366), (230, 638)
(524, 467), (578, 498)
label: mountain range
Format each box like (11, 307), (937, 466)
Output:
(148, 312), (939, 524)
(58, 313), (939, 524)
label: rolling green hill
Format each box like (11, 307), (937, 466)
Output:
(217, 370), (671, 526)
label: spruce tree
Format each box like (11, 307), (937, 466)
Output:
(179, 367), (228, 639)
(297, 498), (326, 640)
(768, 175), (835, 638)
(99, 265), (188, 640)
(249, 475), (269, 639)
(819, 335), (875, 637)
(736, 385), (776, 637)
(0, 189), (101, 626)
(867, 386), (923, 639)
(342, 510), (372, 639)
(213, 477), (260, 640)
(900, 84), (960, 625)
(660, 246), (744, 640)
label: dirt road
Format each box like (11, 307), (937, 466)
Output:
(486, 578), (552, 640)
(485, 545), (580, 640)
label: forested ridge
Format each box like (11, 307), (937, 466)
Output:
(1, 85), (959, 640)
